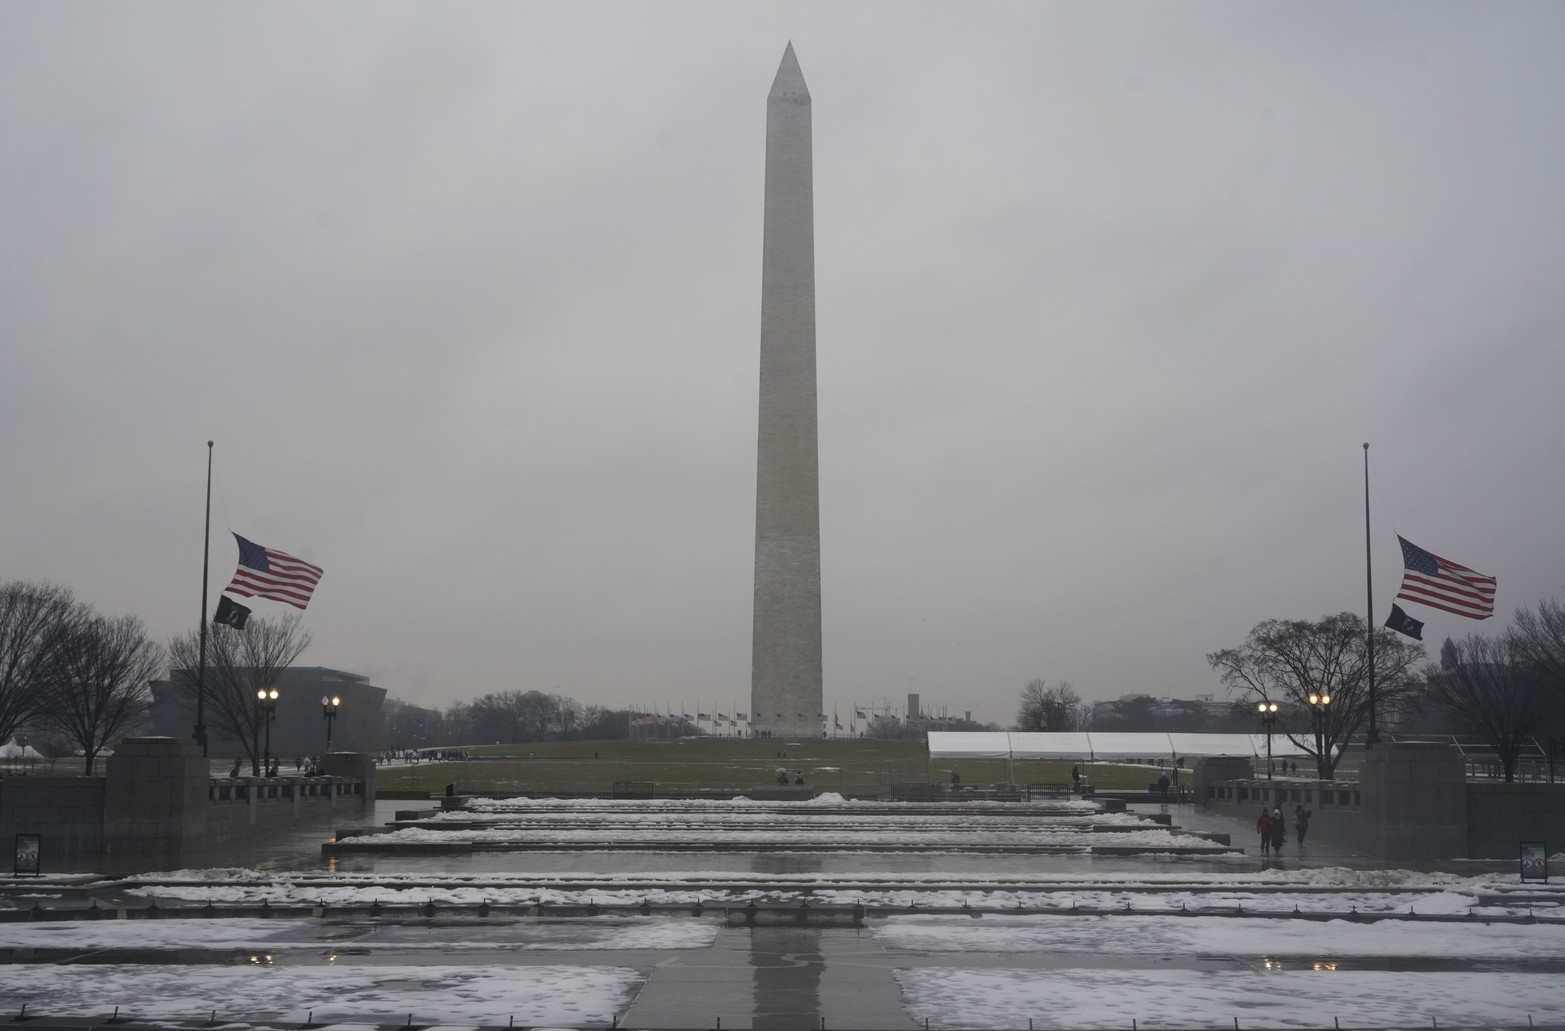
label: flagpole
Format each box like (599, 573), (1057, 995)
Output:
(1363, 442), (1377, 750)
(195, 440), (213, 758)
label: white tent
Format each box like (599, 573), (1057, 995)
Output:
(0, 739), (45, 759)
(1008, 732), (1093, 759)
(1169, 732), (1305, 758)
(927, 731), (1014, 759)
(927, 731), (1307, 761)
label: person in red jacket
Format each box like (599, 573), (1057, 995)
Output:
(1256, 808), (1273, 854)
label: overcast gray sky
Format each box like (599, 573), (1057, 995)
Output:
(4, 2), (1562, 726)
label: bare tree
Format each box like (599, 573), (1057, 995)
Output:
(44, 613), (162, 774)
(0, 581), (79, 746)
(1208, 612), (1424, 779)
(1016, 679), (1083, 732)
(1514, 599), (1565, 689)
(1423, 633), (1560, 782)
(167, 614), (312, 774)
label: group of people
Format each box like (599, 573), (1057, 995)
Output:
(774, 769), (806, 784)
(227, 756), (330, 778)
(1257, 803), (1312, 853)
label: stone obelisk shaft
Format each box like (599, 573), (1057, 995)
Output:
(751, 43), (822, 739)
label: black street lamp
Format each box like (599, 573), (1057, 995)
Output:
(257, 687), (279, 774)
(322, 694), (341, 754)
(1307, 692), (1332, 779)
(1256, 701), (1279, 780)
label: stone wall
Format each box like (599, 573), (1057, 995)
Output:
(0, 737), (372, 860)
(1197, 742), (1532, 861)
(102, 737), (214, 855)
(1358, 742), (1467, 861)
(0, 777), (106, 856)
(1466, 781), (1565, 859)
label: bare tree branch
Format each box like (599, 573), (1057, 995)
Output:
(1424, 633), (1562, 781)
(44, 613), (162, 774)
(1208, 613), (1424, 779)
(1016, 679), (1083, 732)
(0, 581), (79, 745)
(167, 614), (311, 774)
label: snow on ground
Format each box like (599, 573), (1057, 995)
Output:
(0, 963), (640, 1026)
(457, 796), (1098, 813)
(119, 867), (1561, 917)
(893, 968), (1565, 1029)
(129, 865), (1522, 890)
(0, 915), (719, 952)
(872, 912), (1565, 957)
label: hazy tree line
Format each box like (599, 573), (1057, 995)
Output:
(1016, 601), (1565, 782)
(1013, 680), (1256, 734)
(0, 581), (162, 774)
(383, 691), (626, 748)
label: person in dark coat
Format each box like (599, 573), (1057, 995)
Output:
(1294, 804), (1312, 845)
(1270, 806), (1286, 853)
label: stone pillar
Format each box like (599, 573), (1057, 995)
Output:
(322, 752), (376, 808)
(1193, 756), (1253, 808)
(1358, 742), (1467, 860)
(102, 737), (211, 855)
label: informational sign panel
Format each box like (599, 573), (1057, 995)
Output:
(13, 834), (41, 876)
(1520, 841), (1548, 883)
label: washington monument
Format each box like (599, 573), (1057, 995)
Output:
(751, 43), (822, 739)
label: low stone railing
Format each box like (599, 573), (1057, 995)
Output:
(208, 775), (361, 805)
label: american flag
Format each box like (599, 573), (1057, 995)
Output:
(1394, 536), (1495, 620)
(225, 533), (323, 610)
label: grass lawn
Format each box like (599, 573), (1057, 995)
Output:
(374, 737), (1170, 797)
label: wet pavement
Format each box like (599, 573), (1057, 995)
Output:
(2, 796), (1560, 1027)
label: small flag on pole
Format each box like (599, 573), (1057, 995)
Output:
(1385, 603), (1424, 641)
(213, 595), (252, 629)
(1394, 536), (1496, 620)
(225, 533), (323, 610)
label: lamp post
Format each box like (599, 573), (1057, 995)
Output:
(322, 694), (341, 754)
(1256, 701), (1279, 780)
(1307, 692), (1332, 779)
(257, 687), (279, 774)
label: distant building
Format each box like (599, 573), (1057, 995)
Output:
(149, 666), (387, 759)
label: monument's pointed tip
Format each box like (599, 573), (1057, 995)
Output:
(770, 42), (809, 99)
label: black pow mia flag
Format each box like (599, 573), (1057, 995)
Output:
(214, 595), (252, 630)
(1385, 603), (1424, 641)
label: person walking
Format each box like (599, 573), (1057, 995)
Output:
(1270, 806), (1287, 854)
(1256, 808), (1273, 854)
(1294, 804), (1312, 846)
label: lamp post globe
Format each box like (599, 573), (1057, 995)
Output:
(256, 688), (280, 774)
(1256, 700), (1279, 780)
(322, 695), (341, 754)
